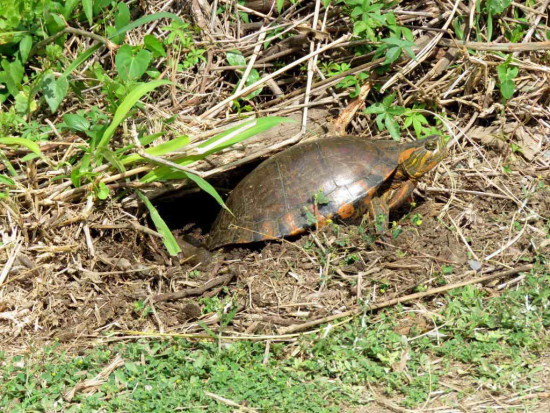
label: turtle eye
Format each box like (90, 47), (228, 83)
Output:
(424, 139), (437, 151)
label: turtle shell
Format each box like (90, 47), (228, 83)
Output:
(207, 136), (422, 249)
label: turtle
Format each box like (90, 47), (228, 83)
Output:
(207, 135), (446, 249)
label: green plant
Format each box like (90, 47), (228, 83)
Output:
(497, 58), (519, 100)
(133, 300), (152, 318)
(340, 0), (414, 63)
(337, 72), (369, 98)
(1, 266), (546, 410)
(410, 213), (423, 226)
(482, 0), (513, 40)
(364, 93), (405, 140)
(162, 20), (206, 70)
(346, 0), (389, 41)
(225, 50), (263, 101)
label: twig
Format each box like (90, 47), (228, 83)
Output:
(381, 0), (461, 93)
(204, 391), (258, 412)
(153, 272), (236, 302)
(200, 34), (351, 118)
(0, 237), (22, 286)
(30, 27), (117, 58)
(229, 25), (268, 112)
(438, 39), (550, 52)
(278, 265), (533, 334)
(447, 214), (480, 262)
(63, 354), (124, 402)
(519, 0), (549, 45)
(301, 0), (323, 134)
(423, 186), (513, 200)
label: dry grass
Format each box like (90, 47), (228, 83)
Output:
(0, 2), (549, 409)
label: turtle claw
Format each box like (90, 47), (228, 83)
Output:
(176, 236), (213, 268)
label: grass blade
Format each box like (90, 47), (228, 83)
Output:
(121, 135), (190, 165)
(196, 117), (294, 155)
(141, 116), (293, 182)
(98, 79), (172, 150)
(61, 44), (100, 79)
(136, 190), (181, 256)
(0, 137), (42, 156)
(183, 171), (230, 213)
(108, 13), (181, 41)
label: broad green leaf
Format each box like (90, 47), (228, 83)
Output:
(375, 114), (385, 130)
(384, 46), (401, 64)
(19, 35), (32, 62)
(413, 118), (422, 137)
(243, 69), (262, 100)
(14, 92), (30, 115)
(364, 102), (385, 114)
(82, 0), (94, 26)
(71, 155), (89, 188)
(380, 37), (416, 48)
(500, 80), (515, 99)
(225, 51), (263, 99)
(115, 2), (131, 29)
(125, 361), (140, 374)
(226, 50), (246, 67)
(115, 45), (152, 81)
(136, 191), (181, 256)
(1, 58), (24, 97)
(63, 114), (90, 132)
(63, 0), (80, 18)
(61, 13), (181, 79)
(382, 93), (396, 106)
(0, 137), (42, 156)
(45, 13), (65, 36)
(487, 0), (512, 14)
(14, 89), (38, 115)
(497, 64), (507, 80)
(497, 63), (519, 100)
(94, 181), (110, 200)
(0, 31), (26, 45)
(98, 79), (172, 150)
(42, 73), (68, 113)
(108, 2), (131, 44)
(385, 117), (401, 140)
(144, 35), (166, 57)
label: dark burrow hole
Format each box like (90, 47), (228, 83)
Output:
(152, 160), (262, 238)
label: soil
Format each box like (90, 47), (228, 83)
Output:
(1, 140), (548, 352)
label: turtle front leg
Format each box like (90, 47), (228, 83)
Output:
(368, 196), (390, 234)
(388, 180), (417, 210)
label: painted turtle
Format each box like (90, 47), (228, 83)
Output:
(208, 135), (446, 249)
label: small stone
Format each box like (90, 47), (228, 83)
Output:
(468, 260), (482, 271)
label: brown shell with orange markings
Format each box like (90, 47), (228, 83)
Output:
(208, 136), (428, 249)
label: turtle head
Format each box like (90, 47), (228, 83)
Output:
(399, 135), (446, 180)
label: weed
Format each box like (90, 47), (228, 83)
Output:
(1, 268), (547, 410)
